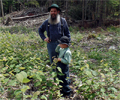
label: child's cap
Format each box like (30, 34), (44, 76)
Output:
(58, 36), (70, 46)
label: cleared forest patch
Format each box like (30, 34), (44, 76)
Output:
(0, 23), (120, 100)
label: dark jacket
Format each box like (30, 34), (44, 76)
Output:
(38, 17), (71, 42)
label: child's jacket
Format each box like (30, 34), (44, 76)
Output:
(55, 45), (71, 65)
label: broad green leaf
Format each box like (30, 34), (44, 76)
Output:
(42, 86), (47, 89)
(110, 78), (114, 82)
(2, 73), (9, 77)
(85, 70), (93, 77)
(21, 85), (30, 93)
(10, 64), (15, 68)
(108, 87), (117, 93)
(19, 71), (27, 78)
(85, 64), (89, 68)
(40, 95), (47, 100)
(104, 68), (109, 72)
(14, 90), (22, 97)
(19, 67), (25, 70)
(47, 82), (53, 87)
(109, 94), (116, 98)
(8, 80), (16, 86)
(3, 57), (7, 61)
(34, 82), (41, 87)
(23, 78), (30, 83)
(91, 70), (98, 76)
(52, 72), (57, 77)
(16, 73), (24, 83)
(4, 78), (9, 83)
(80, 66), (85, 71)
(100, 73), (105, 78)
(101, 88), (105, 93)
(86, 80), (91, 85)
(16, 71), (28, 83)
(25, 95), (32, 98)
(57, 67), (62, 73)
(38, 71), (44, 75)
(49, 94), (53, 100)
(0, 74), (4, 78)
(117, 93), (120, 99)
(32, 91), (40, 99)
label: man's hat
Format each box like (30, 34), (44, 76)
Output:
(58, 36), (70, 46)
(48, 4), (61, 12)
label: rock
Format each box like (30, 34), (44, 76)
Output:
(109, 46), (116, 50)
(92, 31), (96, 33)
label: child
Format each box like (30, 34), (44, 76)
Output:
(55, 36), (72, 97)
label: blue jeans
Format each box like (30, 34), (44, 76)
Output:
(47, 42), (58, 64)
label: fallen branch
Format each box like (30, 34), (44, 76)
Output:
(11, 12), (49, 21)
(11, 10), (65, 21)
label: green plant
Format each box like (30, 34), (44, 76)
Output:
(0, 25), (120, 99)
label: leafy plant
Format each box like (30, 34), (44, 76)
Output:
(0, 25), (120, 99)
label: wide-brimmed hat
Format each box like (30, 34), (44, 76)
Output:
(58, 36), (70, 46)
(48, 4), (61, 12)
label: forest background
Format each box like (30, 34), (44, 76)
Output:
(0, 0), (120, 27)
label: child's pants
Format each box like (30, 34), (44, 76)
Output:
(57, 62), (71, 94)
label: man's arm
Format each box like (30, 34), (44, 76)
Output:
(38, 20), (47, 41)
(63, 18), (71, 41)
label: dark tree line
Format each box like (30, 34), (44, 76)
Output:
(0, 0), (120, 27)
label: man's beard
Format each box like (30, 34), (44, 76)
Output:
(48, 14), (60, 24)
(51, 14), (57, 21)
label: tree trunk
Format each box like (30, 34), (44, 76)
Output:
(104, 0), (106, 19)
(99, 0), (104, 26)
(82, 0), (84, 25)
(85, 0), (88, 20)
(48, 0), (52, 7)
(0, 0), (4, 24)
(65, 0), (68, 16)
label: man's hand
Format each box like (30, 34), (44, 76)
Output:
(44, 37), (51, 43)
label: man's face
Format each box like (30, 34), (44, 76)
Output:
(50, 8), (59, 20)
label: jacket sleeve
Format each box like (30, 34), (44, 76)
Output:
(55, 45), (60, 53)
(61, 51), (71, 64)
(38, 20), (47, 41)
(63, 18), (71, 41)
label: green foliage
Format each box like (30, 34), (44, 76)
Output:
(16, 71), (30, 83)
(0, 25), (33, 34)
(3, 0), (16, 13)
(109, 0), (120, 7)
(107, 25), (120, 33)
(0, 25), (120, 99)
(68, 5), (82, 20)
(24, 0), (40, 7)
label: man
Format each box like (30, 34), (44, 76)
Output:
(38, 4), (71, 64)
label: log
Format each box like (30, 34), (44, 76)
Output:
(11, 10), (65, 21)
(11, 12), (49, 21)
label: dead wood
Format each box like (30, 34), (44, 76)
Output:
(11, 10), (65, 21)
(5, 17), (12, 25)
(11, 12), (49, 21)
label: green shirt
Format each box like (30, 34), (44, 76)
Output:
(55, 45), (71, 65)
